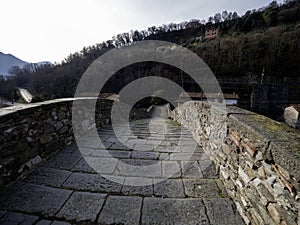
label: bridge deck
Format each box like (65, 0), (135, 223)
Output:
(0, 116), (243, 224)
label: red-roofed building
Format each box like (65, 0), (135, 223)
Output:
(205, 28), (219, 39)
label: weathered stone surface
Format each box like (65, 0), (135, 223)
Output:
(169, 153), (194, 161)
(199, 160), (218, 178)
(107, 150), (132, 158)
(58, 126), (68, 134)
(76, 147), (94, 156)
(69, 158), (97, 174)
(133, 144), (154, 151)
(159, 152), (170, 160)
(0, 210), (6, 218)
(183, 179), (220, 198)
(0, 212), (38, 225)
(269, 142), (300, 181)
(245, 165), (256, 181)
(267, 203), (282, 224)
(98, 196), (142, 225)
(154, 179), (185, 198)
(90, 149), (131, 158)
(222, 143), (232, 155)
(0, 183), (71, 216)
(170, 101), (300, 225)
(71, 156), (118, 174)
(162, 161), (181, 178)
(142, 197), (210, 225)
(257, 183), (275, 204)
(181, 161), (203, 178)
(108, 142), (131, 151)
(54, 122), (64, 131)
(78, 139), (102, 149)
(131, 151), (159, 160)
(0, 113), (246, 224)
(155, 144), (180, 153)
(204, 198), (244, 225)
(39, 133), (53, 144)
(51, 221), (71, 225)
(114, 159), (162, 178)
(122, 177), (153, 196)
(238, 167), (251, 184)
(36, 220), (52, 225)
(56, 192), (106, 222)
(25, 167), (71, 187)
(42, 152), (81, 170)
(62, 173), (124, 193)
(258, 166), (266, 178)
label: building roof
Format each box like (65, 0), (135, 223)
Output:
(290, 104), (300, 112)
(180, 92), (239, 99)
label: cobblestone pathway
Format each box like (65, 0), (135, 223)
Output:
(0, 115), (243, 225)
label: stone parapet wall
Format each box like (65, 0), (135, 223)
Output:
(169, 101), (300, 225)
(0, 98), (148, 190)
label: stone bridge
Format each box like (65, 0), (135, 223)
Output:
(0, 99), (299, 225)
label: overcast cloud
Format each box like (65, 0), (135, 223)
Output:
(0, 0), (282, 63)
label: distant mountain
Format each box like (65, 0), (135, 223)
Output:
(0, 52), (28, 76)
(0, 52), (53, 76)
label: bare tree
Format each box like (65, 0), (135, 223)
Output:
(222, 10), (229, 21)
(214, 13), (222, 23)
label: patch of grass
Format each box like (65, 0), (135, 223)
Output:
(218, 190), (225, 198)
(167, 119), (181, 126)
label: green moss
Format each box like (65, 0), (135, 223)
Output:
(167, 120), (181, 126)
(218, 190), (225, 198)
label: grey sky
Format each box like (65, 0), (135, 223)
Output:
(0, 0), (281, 63)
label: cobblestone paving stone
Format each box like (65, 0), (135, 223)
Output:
(0, 115), (243, 224)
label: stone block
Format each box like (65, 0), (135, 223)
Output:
(269, 142), (300, 181)
(56, 191), (106, 222)
(36, 220), (52, 225)
(0, 212), (38, 225)
(51, 221), (71, 225)
(0, 183), (72, 216)
(131, 151), (159, 160)
(258, 166), (266, 178)
(267, 203), (282, 224)
(58, 126), (68, 134)
(114, 159), (162, 178)
(54, 122), (64, 131)
(183, 179), (220, 198)
(222, 143), (232, 155)
(142, 197), (209, 225)
(162, 161), (181, 178)
(39, 134), (53, 144)
(204, 198), (244, 225)
(122, 177), (153, 196)
(153, 178), (185, 198)
(257, 183), (275, 205)
(245, 165), (256, 181)
(25, 167), (71, 187)
(72, 157), (118, 174)
(181, 161), (203, 178)
(238, 167), (251, 184)
(98, 196), (142, 225)
(42, 152), (81, 170)
(62, 173), (124, 193)
(199, 160), (218, 178)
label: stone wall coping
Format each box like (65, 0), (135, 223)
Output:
(230, 113), (300, 178)
(179, 101), (300, 181)
(171, 100), (300, 224)
(0, 97), (100, 117)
